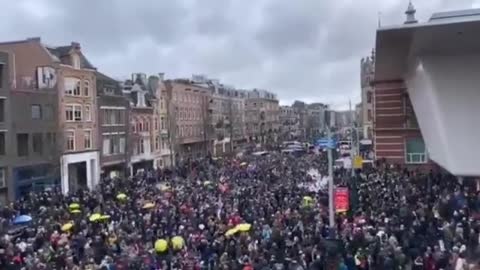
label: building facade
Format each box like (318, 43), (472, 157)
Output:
(0, 39), (63, 201)
(122, 74), (156, 174)
(279, 105), (300, 141)
(96, 72), (129, 178)
(165, 79), (211, 159)
(46, 42), (100, 194)
(373, 3), (434, 169)
(360, 51), (375, 139)
(245, 89), (280, 145)
(153, 74), (171, 168)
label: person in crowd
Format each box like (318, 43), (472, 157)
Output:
(0, 150), (479, 270)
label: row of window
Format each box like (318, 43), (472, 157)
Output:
(64, 78), (90, 97)
(135, 136), (168, 155)
(65, 104), (92, 122)
(177, 107), (202, 121)
(31, 104), (55, 120)
(131, 117), (166, 133)
(65, 130), (92, 151)
(102, 136), (126, 156)
(0, 132), (56, 157)
(103, 109), (125, 126)
(176, 124), (203, 138)
(173, 92), (203, 104)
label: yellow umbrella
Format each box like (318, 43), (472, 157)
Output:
(116, 193), (127, 200)
(69, 203), (80, 210)
(99, 215), (111, 221)
(70, 209), (81, 214)
(171, 236), (185, 250)
(89, 213), (102, 222)
(142, 202), (155, 209)
(154, 239), (168, 253)
(235, 223), (252, 232)
(61, 223), (73, 232)
(303, 196), (313, 202)
(225, 228), (238, 237)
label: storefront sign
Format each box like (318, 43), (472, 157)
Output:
(334, 187), (349, 213)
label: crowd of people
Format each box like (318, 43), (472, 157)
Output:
(0, 150), (479, 269)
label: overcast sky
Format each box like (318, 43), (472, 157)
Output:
(1, 0), (479, 109)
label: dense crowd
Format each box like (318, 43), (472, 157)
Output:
(0, 151), (479, 269)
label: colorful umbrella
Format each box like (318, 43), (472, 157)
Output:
(236, 223), (252, 232)
(116, 193), (127, 200)
(13, 215), (32, 225)
(225, 228), (238, 237)
(99, 215), (111, 221)
(154, 239), (168, 252)
(69, 203), (80, 210)
(203, 181), (212, 186)
(142, 202), (155, 209)
(171, 236), (185, 250)
(70, 209), (81, 214)
(61, 223), (73, 232)
(89, 213), (102, 222)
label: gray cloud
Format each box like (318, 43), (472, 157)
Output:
(0, 0), (478, 109)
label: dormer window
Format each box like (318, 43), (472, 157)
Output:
(72, 54), (81, 69)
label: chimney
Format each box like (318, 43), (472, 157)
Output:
(71, 42), (81, 50)
(158, 73), (165, 81)
(404, 1), (418, 24)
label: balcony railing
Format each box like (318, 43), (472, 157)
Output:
(406, 152), (427, 164)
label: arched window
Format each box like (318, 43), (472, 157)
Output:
(83, 80), (90, 96)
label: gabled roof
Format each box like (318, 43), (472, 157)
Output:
(46, 45), (96, 70)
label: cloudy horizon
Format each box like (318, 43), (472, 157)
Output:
(1, 0), (479, 110)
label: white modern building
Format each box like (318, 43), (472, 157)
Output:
(375, 4), (480, 176)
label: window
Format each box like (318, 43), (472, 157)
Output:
(0, 64), (3, 88)
(0, 99), (4, 122)
(367, 91), (372, 103)
(64, 78), (81, 96)
(154, 118), (158, 130)
(367, 109), (372, 121)
(84, 105), (91, 121)
(145, 121), (149, 131)
(84, 130), (92, 149)
(83, 80), (90, 96)
(31, 104), (42, 119)
(104, 87), (115, 95)
(66, 131), (75, 151)
(155, 136), (160, 150)
(138, 139), (145, 154)
(44, 105), (54, 120)
(0, 168), (5, 188)
(160, 117), (165, 129)
(104, 136), (126, 156)
(0, 132), (4, 155)
(119, 137), (126, 154)
(65, 105), (82, 121)
(17, 133), (29, 157)
(46, 132), (56, 150)
(406, 137), (427, 164)
(72, 54), (81, 69)
(32, 133), (43, 155)
(103, 109), (125, 126)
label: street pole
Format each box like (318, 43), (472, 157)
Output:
(327, 126), (335, 236)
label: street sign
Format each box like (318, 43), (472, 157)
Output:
(334, 187), (349, 213)
(315, 138), (337, 149)
(353, 155), (363, 169)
